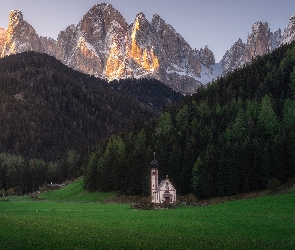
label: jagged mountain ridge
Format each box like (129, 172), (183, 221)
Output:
(220, 17), (294, 75)
(0, 3), (295, 93)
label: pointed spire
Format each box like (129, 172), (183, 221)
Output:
(151, 152), (158, 168)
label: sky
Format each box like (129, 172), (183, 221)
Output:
(0, 0), (295, 62)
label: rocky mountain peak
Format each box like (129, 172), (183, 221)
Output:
(152, 14), (162, 23)
(1, 9), (43, 57)
(150, 13), (203, 92)
(0, 9), (56, 58)
(9, 9), (23, 27)
(79, 2), (127, 42)
(283, 14), (295, 44)
(236, 38), (244, 45)
(243, 21), (272, 62)
(252, 21), (268, 34)
(197, 45), (215, 67)
(132, 12), (151, 42)
(272, 28), (282, 50)
(151, 13), (177, 39)
(221, 38), (246, 75)
(55, 2), (129, 81)
(136, 12), (146, 19)
(128, 12), (159, 75)
(220, 21), (273, 75)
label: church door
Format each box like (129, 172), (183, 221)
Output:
(164, 197), (170, 204)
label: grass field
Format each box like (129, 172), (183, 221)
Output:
(38, 178), (116, 203)
(0, 181), (294, 249)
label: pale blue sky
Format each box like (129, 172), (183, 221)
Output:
(0, 0), (295, 61)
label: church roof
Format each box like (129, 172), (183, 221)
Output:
(150, 159), (159, 168)
(156, 178), (176, 192)
(151, 152), (159, 168)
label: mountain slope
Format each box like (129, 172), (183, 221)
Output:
(0, 51), (182, 161)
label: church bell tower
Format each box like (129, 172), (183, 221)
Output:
(150, 152), (158, 203)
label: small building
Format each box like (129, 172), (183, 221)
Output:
(150, 154), (176, 204)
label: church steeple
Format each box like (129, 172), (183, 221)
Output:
(150, 152), (158, 168)
(150, 152), (158, 203)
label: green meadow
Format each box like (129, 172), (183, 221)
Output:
(39, 178), (116, 203)
(0, 181), (294, 249)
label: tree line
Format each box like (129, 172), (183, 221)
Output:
(0, 150), (83, 195)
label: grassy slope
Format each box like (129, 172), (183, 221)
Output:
(38, 178), (116, 203)
(0, 189), (294, 249)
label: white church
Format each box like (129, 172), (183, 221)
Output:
(150, 154), (176, 204)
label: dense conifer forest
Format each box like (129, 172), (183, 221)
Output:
(0, 51), (182, 194)
(84, 42), (295, 197)
(108, 78), (184, 112)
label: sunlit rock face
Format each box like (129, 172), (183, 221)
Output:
(0, 28), (5, 54)
(283, 15), (295, 44)
(0, 10), (56, 58)
(1, 10), (42, 57)
(122, 12), (161, 82)
(129, 13), (159, 73)
(56, 3), (128, 79)
(55, 3), (202, 93)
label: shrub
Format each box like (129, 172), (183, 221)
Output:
(6, 188), (15, 196)
(267, 178), (282, 192)
(285, 177), (295, 188)
(177, 193), (198, 205)
(0, 189), (5, 197)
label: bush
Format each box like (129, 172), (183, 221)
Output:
(6, 188), (15, 196)
(177, 194), (198, 205)
(0, 189), (5, 197)
(30, 192), (39, 199)
(285, 177), (295, 188)
(267, 178), (282, 192)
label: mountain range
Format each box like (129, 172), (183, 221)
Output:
(1, 3), (295, 94)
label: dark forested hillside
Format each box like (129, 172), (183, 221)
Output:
(0, 52), (151, 160)
(108, 78), (183, 111)
(0, 51), (184, 194)
(84, 42), (295, 197)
